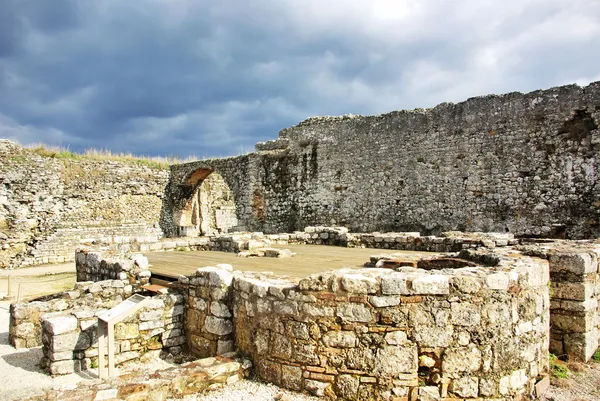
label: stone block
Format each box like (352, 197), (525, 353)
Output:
(549, 252), (597, 275)
(381, 273), (409, 295)
(49, 360), (77, 375)
(43, 315), (78, 335)
(442, 347), (482, 375)
(322, 331), (357, 348)
(204, 316), (233, 336)
(281, 365), (303, 391)
(336, 303), (372, 322)
(210, 302), (232, 318)
(370, 296), (400, 308)
(335, 375), (360, 399)
(340, 274), (378, 294)
(450, 302), (481, 326)
(412, 275), (449, 295)
(374, 344), (417, 375)
(196, 267), (234, 287)
(450, 376), (479, 398)
(52, 332), (91, 352)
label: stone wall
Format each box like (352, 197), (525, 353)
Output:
(520, 242), (600, 361)
(40, 290), (185, 376)
(177, 249), (550, 400)
(180, 265), (236, 358)
(166, 81), (600, 239)
(0, 140), (169, 268)
(10, 279), (135, 348)
(75, 249), (152, 286)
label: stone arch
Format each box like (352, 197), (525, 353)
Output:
(173, 168), (238, 237)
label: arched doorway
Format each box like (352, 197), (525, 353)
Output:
(174, 169), (238, 237)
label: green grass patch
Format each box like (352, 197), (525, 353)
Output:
(550, 353), (570, 379)
(27, 144), (200, 170)
(592, 349), (600, 362)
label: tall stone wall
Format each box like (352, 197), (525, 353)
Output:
(165, 81), (600, 239)
(0, 140), (169, 268)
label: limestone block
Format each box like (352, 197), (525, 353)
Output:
(374, 344), (417, 375)
(52, 332), (91, 352)
(485, 273), (510, 290)
(210, 302), (232, 318)
(451, 376), (479, 398)
(49, 360), (77, 375)
(204, 316), (233, 336)
(384, 331), (409, 345)
(412, 275), (449, 295)
(335, 375), (360, 399)
(322, 331), (357, 348)
(273, 300), (298, 315)
(451, 302), (481, 326)
(336, 303), (372, 322)
(115, 323), (139, 340)
(305, 380), (330, 397)
(452, 275), (482, 294)
(43, 315), (78, 336)
(413, 325), (454, 347)
(131, 254), (149, 269)
(370, 296), (400, 308)
(418, 386), (441, 401)
(273, 365), (300, 392)
(217, 340), (234, 355)
(140, 309), (163, 321)
(340, 274), (378, 294)
(301, 303), (335, 317)
(381, 273), (409, 295)
(271, 333), (292, 359)
(14, 322), (35, 337)
(442, 347), (482, 375)
(564, 330), (599, 361)
(139, 320), (164, 331)
(552, 282), (594, 301)
(549, 252), (597, 275)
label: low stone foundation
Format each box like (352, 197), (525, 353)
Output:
(169, 247), (551, 400)
(40, 290), (185, 375)
(22, 354), (251, 401)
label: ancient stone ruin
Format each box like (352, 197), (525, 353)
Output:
(3, 81), (600, 400)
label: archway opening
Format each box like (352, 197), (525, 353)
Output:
(175, 169), (238, 237)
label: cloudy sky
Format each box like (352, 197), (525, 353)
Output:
(1, 0), (599, 158)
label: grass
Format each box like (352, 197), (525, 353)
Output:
(27, 144), (200, 170)
(550, 353), (570, 379)
(592, 349), (600, 362)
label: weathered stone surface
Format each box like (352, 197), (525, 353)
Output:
(204, 316), (233, 336)
(412, 275), (449, 295)
(374, 344), (417, 375)
(322, 331), (357, 348)
(336, 303), (372, 322)
(43, 316), (78, 335)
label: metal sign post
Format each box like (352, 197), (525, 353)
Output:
(97, 294), (149, 379)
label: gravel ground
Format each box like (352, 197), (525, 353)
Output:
(544, 361), (600, 401)
(179, 379), (320, 401)
(0, 301), (89, 401)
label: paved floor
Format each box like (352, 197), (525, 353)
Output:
(148, 244), (432, 279)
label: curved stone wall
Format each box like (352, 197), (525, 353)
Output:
(181, 249), (550, 400)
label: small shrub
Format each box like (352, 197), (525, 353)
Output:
(592, 349), (600, 362)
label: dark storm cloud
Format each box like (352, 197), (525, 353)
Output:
(0, 0), (599, 158)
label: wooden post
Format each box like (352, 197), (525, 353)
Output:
(98, 320), (107, 379)
(107, 322), (115, 377)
